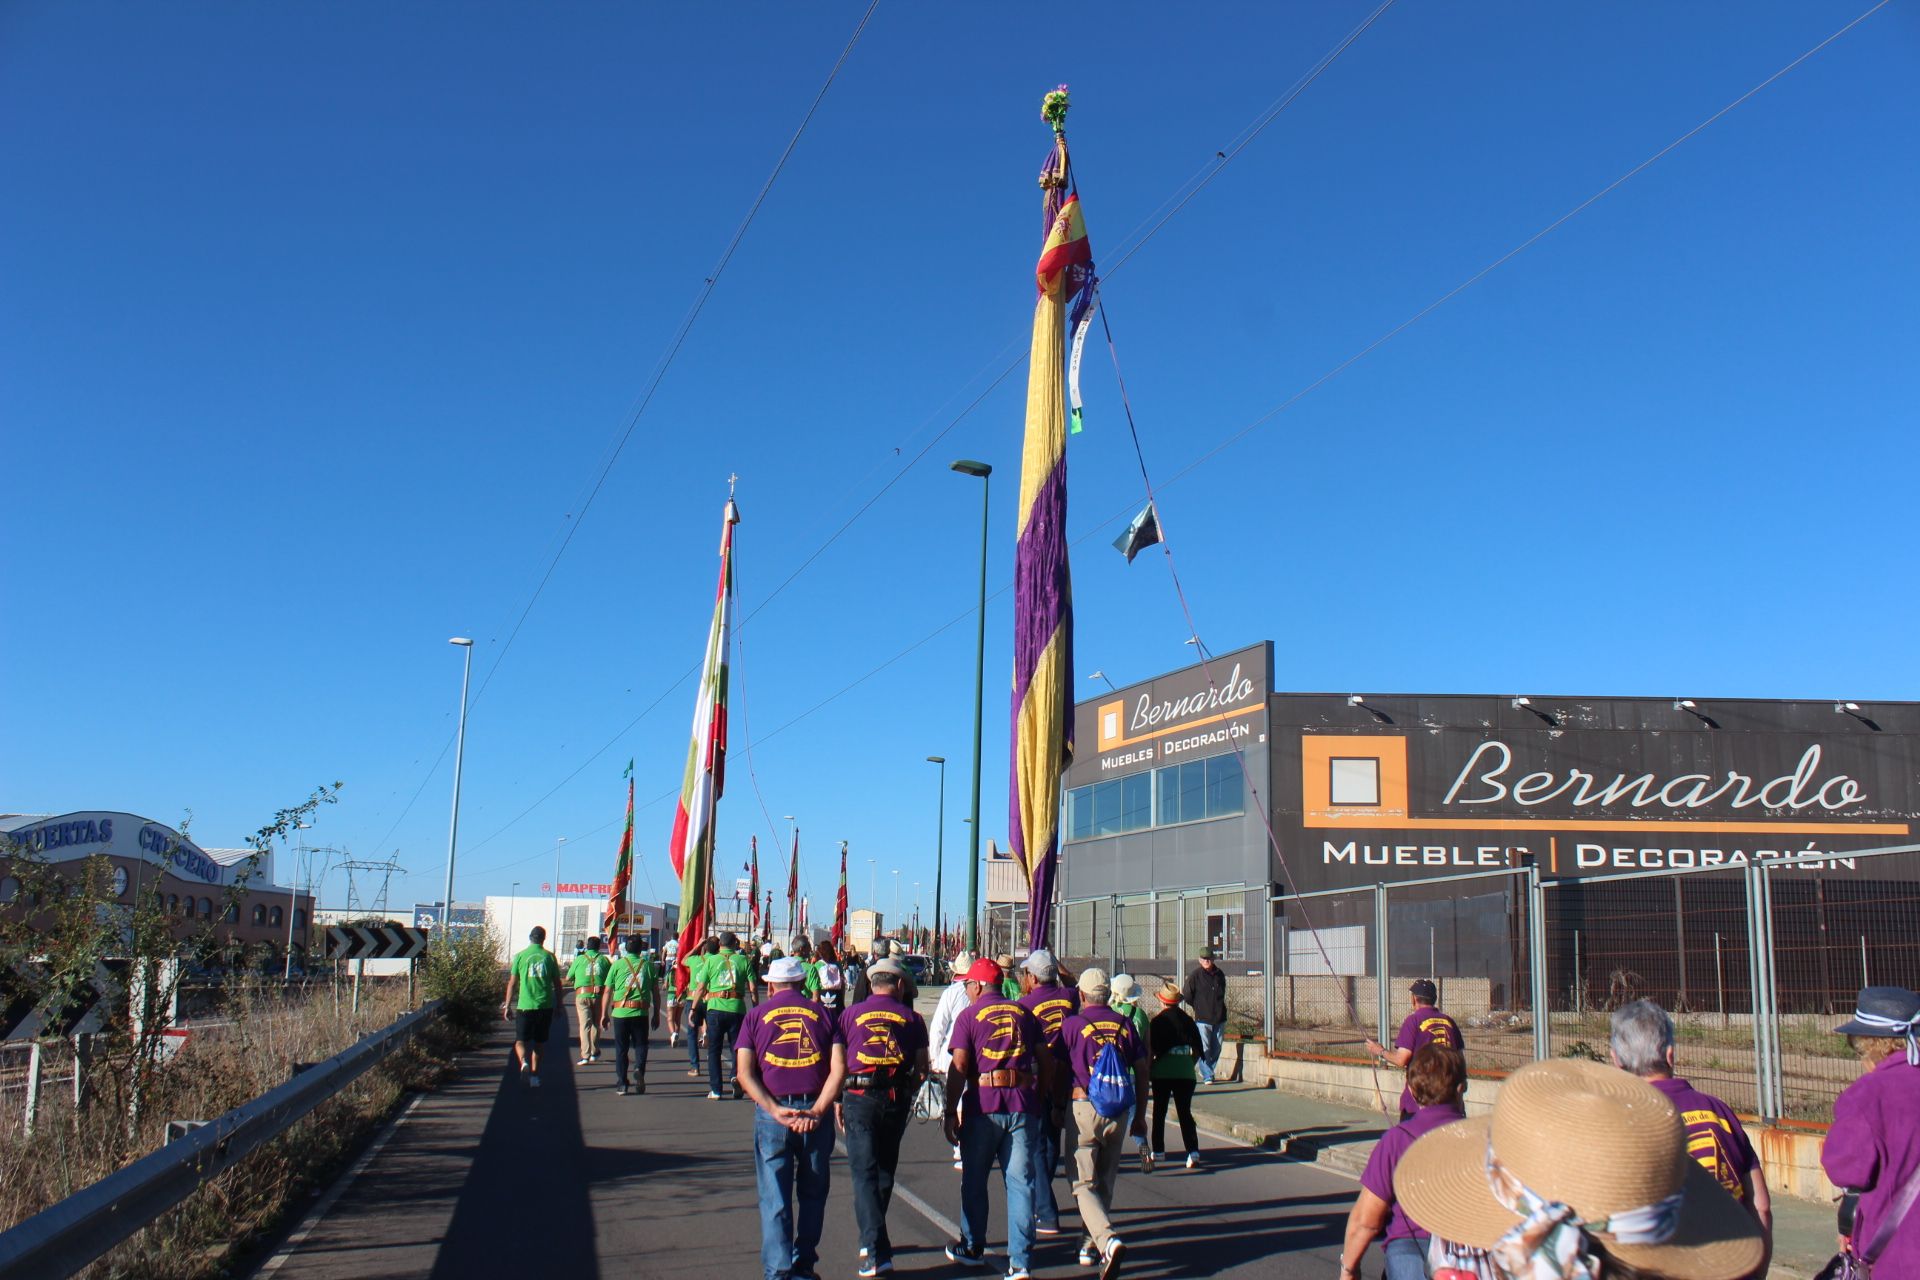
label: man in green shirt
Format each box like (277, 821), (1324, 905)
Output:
(502, 925), (563, 1088)
(598, 934), (660, 1096)
(567, 936), (612, 1066)
(689, 930), (757, 1100)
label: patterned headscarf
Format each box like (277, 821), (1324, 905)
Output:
(1481, 1142), (1683, 1279)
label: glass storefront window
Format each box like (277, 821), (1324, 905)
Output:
(1066, 749), (1245, 841)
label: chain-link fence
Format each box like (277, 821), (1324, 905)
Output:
(1120, 843), (1920, 1127)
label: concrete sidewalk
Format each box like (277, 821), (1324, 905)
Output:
(1181, 1081), (1840, 1280)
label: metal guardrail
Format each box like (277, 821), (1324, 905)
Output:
(0, 999), (443, 1279)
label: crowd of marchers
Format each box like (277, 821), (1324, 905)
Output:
(497, 926), (1920, 1280)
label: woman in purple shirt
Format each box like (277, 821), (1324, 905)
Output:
(1822, 985), (1920, 1277)
(1340, 1042), (1466, 1280)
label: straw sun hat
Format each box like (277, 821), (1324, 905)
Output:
(1392, 1059), (1763, 1280)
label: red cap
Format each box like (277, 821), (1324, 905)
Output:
(964, 957), (1003, 984)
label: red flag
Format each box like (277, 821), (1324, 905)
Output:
(671, 496), (739, 986)
(603, 771), (636, 942)
(748, 836), (761, 935)
(831, 841), (849, 948)
(785, 826), (800, 936)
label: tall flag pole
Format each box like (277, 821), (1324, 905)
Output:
(670, 487), (740, 981)
(831, 840), (849, 949)
(1011, 86), (1086, 953)
(748, 836), (761, 937)
(602, 760), (637, 945)
(785, 825), (801, 940)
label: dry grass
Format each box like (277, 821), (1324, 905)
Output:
(0, 978), (464, 1279)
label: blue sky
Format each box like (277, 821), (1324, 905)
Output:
(4, 2), (1914, 927)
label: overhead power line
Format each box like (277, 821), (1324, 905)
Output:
(362, 1), (883, 860)
(487, 0), (1892, 875)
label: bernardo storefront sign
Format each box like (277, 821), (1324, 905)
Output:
(1282, 719), (1916, 890)
(1068, 641), (1272, 788)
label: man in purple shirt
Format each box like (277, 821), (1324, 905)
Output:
(944, 957), (1052, 1280)
(1342, 1042), (1467, 1280)
(838, 958), (929, 1278)
(1365, 978), (1463, 1121)
(1823, 986), (1920, 1276)
(1610, 998), (1772, 1258)
(1017, 948), (1079, 1236)
(738, 955), (847, 1280)
(1060, 967), (1146, 1280)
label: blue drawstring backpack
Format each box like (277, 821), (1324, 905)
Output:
(1087, 1038), (1135, 1119)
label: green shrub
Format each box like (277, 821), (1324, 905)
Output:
(419, 926), (503, 1032)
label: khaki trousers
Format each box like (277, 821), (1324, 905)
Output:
(1070, 1099), (1126, 1250)
(576, 997), (601, 1057)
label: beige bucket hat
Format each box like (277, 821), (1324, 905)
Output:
(1392, 1059), (1763, 1279)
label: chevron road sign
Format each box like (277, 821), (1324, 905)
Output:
(325, 924), (429, 961)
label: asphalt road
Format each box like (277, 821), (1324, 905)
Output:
(254, 1005), (1358, 1279)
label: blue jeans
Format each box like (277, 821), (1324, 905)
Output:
(1196, 1020), (1224, 1083)
(1031, 1111), (1062, 1229)
(842, 1089), (911, 1261)
(686, 1005), (702, 1071)
(706, 1008), (744, 1095)
(753, 1101), (834, 1280)
(960, 1109), (1037, 1273)
(1385, 1236), (1429, 1279)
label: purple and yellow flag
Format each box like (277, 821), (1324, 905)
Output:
(1011, 87), (1084, 952)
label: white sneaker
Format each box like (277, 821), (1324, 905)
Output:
(1100, 1237), (1125, 1280)
(577, 1056), (591, 1066)
(951, 1144), (963, 1170)
(1185, 1152), (1200, 1170)
(706, 1090), (722, 1100)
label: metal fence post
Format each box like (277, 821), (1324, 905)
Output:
(1374, 883), (1390, 1046)
(1743, 862), (1778, 1123)
(73, 1034), (89, 1111)
(1528, 866), (1550, 1061)
(1262, 891), (1277, 1048)
(1109, 894), (1120, 972)
(1758, 864), (1783, 1120)
(24, 1041), (42, 1137)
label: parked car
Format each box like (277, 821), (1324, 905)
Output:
(899, 953), (931, 985)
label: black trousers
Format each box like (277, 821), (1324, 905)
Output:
(705, 1008), (744, 1096)
(1151, 1077), (1199, 1154)
(612, 1016), (649, 1086)
(842, 1088), (912, 1258)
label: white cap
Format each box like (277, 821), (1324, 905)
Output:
(767, 956), (806, 984)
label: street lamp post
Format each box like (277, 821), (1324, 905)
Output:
(551, 836), (566, 944)
(283, 821), (313, 979)
(441, 637), (475, 951)
(509, 881), (519, 958)
(926, 755), (946, 958)
(867, 858), (876, 923)
(892, 869), (901, 929)
(950, 459), (992, 952)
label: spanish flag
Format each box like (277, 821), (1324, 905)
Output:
(1011, 88), (1085, 952)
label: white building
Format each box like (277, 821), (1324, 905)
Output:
(483, 890), (666, 965)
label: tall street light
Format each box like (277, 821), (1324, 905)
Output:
(283, 820), (313, 979)
(926, 756), (946, 959)
(551, 836), (567, 944)
(508, 881), (519, 960)
(441, 637), (475, 951)
(950, 459), (992, 952)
